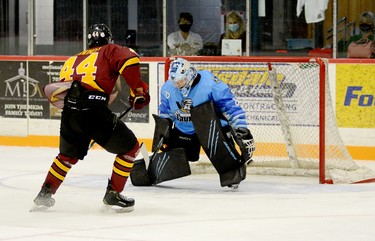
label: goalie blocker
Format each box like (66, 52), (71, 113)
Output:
(130, 101), (247, 187)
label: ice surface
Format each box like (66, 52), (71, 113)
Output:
(1, 146), (375, 241)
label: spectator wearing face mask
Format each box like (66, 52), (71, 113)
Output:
(167, 12), (203, 56)
(217, 10), (246, 56)
(345, 11), (375, 58)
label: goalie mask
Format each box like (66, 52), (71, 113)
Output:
(88, 23), (113, 48)
(168, 58), (198, 97)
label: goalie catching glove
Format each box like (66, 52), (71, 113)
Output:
(234, 127), (255, 164)
(129, 88), (150, 110)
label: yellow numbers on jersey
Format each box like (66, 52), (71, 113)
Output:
(59, 57), (76, 81)
(76, 53), (98, 84)
(59, 53), (103, 91)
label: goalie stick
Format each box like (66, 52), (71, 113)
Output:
(147, 115), (171, 167)
(130, 118), (169, 186)
(140, 128), (168, 185)
(88, 106), (132, 149)
(149, 136), (165, 167)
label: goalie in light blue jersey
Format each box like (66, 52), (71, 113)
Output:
(130, 57), (255, 189)
(160, 59), (248, 136)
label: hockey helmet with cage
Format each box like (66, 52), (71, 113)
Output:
(87, 23), (112, 48)
(168, 58), (198, 97)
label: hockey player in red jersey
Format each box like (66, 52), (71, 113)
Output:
(32, 23), (150, 212)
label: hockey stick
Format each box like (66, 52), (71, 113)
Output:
(130, 118), (171, 186)
(146, 119), (170, 167)
(117, 106), (133, 119)
(88, 106), (132, 149)
(148, 136), (164, 165)
(138, 142), (150, 169)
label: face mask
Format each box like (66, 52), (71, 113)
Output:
(179, 24), (192, 33)
(359, 23), (373, 32)
(228, 23), (240, 32)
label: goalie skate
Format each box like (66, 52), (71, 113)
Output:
(228, 183), (239, 190)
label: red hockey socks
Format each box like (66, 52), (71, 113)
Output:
(110, 142), (139, 192)
(42, 154), (77, 194)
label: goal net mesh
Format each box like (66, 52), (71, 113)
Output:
(164, 57), (374, 184)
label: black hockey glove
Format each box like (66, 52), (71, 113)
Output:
(234, 127), (255, 164)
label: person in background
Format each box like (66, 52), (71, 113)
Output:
(32, 23), (150, 212)
(217, 10), (246, 56)
(167, 12), (203, 56)
(346, 11), (375, 58)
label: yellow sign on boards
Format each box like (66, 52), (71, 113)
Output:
(336, 64), (375, 128)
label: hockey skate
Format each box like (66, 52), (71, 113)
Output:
(102, 180), (135, 213)
(228, 183), (240, 190)
(30, 184), (55, 212)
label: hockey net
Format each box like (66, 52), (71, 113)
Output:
(164, 56), (375, 184)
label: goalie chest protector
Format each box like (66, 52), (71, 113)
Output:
(191, 101), (242, 174)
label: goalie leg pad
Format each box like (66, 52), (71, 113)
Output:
(191, 101), (242, 174)
(130, 159), (151, 186)
(148, 148), (191, 185)
(219, 164), (247, 187)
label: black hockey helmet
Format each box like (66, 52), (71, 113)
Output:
(87, 23), (112, 48)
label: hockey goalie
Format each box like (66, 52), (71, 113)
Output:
(130, 57), (255, 189)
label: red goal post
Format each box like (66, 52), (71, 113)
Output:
(164, 56), (375, 184)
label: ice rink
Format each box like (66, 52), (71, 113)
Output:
(1, 146), (375, 241)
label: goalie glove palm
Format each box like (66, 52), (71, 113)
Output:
(129, 89), (150, 110)
(235, 127), (255, 164)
